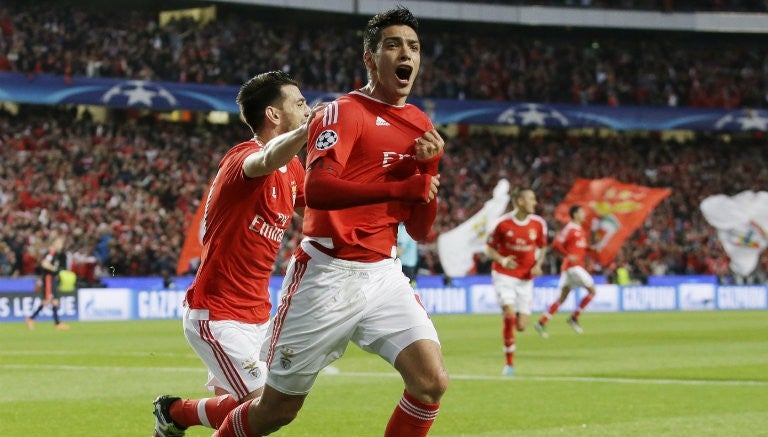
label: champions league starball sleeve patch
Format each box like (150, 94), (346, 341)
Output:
(315, 129), (339, 151)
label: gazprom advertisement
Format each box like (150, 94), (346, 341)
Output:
(0, 276), (765, 323)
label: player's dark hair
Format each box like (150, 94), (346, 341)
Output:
(363, 5), (419, 53)
(513, 187), (533, 203)
(569, 204), (582, 218)
(236, 71), (298, 133)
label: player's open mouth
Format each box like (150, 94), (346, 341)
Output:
(395, 66), (412, 84)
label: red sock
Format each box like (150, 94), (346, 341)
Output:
(384, 390), (440, 437)
(503, 314), (516, 366)
(572, 294), (594, 319)
(539, 301), (560, 325)
(213, 399), (254, 437)
(170, 395), (239, 429)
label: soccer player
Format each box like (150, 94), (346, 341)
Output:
(151, 71), (325, 437)
(215, 7), (448, 437)
(26, 234), (69, 331)
(535, 204), (597, 337)
(484, 188), (548, 376)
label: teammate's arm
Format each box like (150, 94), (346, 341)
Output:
(242, 102), (326, 178)
(484, 245), (517, 270)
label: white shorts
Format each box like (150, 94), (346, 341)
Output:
(557, 266), (595, 290)
(263, 239), (440, 396)
(491, 271), (533, 315)
(183, 308), (269, 402)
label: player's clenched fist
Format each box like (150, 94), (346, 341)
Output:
(415, 128), (444, 161)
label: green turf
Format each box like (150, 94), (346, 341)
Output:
(1, 311), (767, 436)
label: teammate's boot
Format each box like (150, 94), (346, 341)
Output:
(153, 395), (187, 437)
(54, 323), (70, 331)
(502, 365), (515, 377)
(567, 316), (584, 334)
(25, 318), (35, 330)
(534, 321), (549, 338)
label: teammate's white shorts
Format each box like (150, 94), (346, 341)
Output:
(491, 271), (533, 315)
(263, 239), (440, 396)
(183, 308), (269, 402)
(557, 266), (595, 290)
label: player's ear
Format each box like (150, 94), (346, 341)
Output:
(363, 51), (375, 73)
(265, 105), (280, 124)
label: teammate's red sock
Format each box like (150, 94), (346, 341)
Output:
(213, 399), (254, 437)
(384, 390), (440, 437)
(539, 301), (561, 325)
(572, 294), (594, 319)
(503, 314), (516, 366)
(170, 395), (239, 429)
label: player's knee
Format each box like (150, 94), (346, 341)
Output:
(420, 368), (449, 403)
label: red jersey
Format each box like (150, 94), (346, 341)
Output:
(185, 140), (305, 323)
(554, 221), (589, 270)
(487, 212), (548, 280)
(303, 91), (433, 261)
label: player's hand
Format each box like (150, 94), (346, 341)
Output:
(415, 129), (444, 160)
(501, 256), (517, 270)
(531, 265), (543, 277)
(304, 102), (328, 129)
(426, 174), (440, 202)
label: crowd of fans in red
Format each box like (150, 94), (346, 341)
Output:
(2, 105), (766, 284)
(1, 1), (767, 108)
(1, 1), (767, 284)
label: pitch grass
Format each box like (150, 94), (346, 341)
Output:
(1, 311), (767, 436)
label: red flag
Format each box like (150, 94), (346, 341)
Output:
(555, 178), (671, 266)
(176, 187), (209, 275)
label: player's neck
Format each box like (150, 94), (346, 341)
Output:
(359, 82), (407, 106)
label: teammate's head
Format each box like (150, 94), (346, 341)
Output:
(513, 188), (537, 216)
(237, 71), (307, 135)
(362, 6), (421, 105)
(570, 204), (585, 223)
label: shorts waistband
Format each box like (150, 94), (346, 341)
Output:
(301, 238), (395, 271)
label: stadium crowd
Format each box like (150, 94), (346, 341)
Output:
(2, 105), (766, 284)
(2, 1), (768, 108)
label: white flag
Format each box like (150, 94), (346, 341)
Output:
(438, 179), (510, 277)
(700, 191), (768, 276)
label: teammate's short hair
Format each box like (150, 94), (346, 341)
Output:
(569, 204), (582, 219)
(363, 6), (419, 53)
(512, 187), (533, 203)
(236, 71), (298, 133)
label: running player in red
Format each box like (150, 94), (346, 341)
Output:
(484, 188), (548, 376)
(535, 204), (596, 337)
(151, 71), (325, 437)
(215, 7), (447, 437)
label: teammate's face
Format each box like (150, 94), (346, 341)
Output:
(366, 24), (421, 105)
(517, 190), (537, 215)
(277, 85), (308, 132)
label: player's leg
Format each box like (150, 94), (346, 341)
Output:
(153, 314), (269, 436)
(26, 279), (48, 328)
(355, 264), (447, 436)
(538, 271), (570, 327)
(569, 268), (596, 332)
(492, 272), (518, 374)
(217, 242), (366, 436)
(387, 339), (446, 437)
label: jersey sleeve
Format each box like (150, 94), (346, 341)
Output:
(306, 99), (362, 170)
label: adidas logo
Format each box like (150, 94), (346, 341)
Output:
(375, 116), (390, 126)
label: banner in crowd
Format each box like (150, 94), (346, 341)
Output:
(2, 72), (768, 132)
(555, 178), (671, 266)
(700, 191), (768, 277)
(176, 188), (209, 275)
(437, 179), (510, 277)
